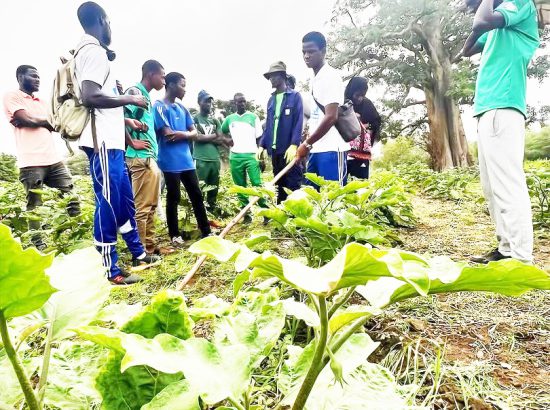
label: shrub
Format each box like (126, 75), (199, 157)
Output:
(525, 127), (550, 161)
(0, 153), (18, 182)
(373, 136), (430, 170)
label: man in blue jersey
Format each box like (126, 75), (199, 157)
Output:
(153, 72), (211, 245)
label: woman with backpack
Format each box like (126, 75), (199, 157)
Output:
(344, 77), (381, 179)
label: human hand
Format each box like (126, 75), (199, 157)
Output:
(256, 147), (266, 161)
(130, 139), (151, 151)
(125, 118), (148, 132)
(284, 145), (297, 163)
(130, 95), (148, 109)
(296, 142), (310, 159)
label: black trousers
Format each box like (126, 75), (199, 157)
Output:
(347, 158), (370, 179)
(272, 153), (303, 203)
(163, 170), (211, 238)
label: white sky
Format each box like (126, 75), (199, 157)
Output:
(1, 0), (548, 157)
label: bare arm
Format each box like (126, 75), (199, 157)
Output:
(81, 80), (147, 109)
(195, 132), (219, 143)
(473, 0), (505, 32)
(461, 33), (486, 57)
(160, 124), (198, 142)
(11, 109), (53, 130)
(296, 103), (338, 159)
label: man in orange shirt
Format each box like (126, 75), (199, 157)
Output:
(3, 65), (80, 250)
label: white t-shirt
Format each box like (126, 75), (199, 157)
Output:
(308, 64), (349, 153)
(222, 112), (262, 154)
(74, 35), (125, 150)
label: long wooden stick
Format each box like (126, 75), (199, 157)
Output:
(177, 158), (298, 289)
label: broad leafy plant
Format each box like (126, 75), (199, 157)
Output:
(240, 173), (416, 266)
(0, 223), (109, 410)
(189, 236), (550, 410)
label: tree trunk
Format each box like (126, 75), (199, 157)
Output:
(423, 17), (472, 171)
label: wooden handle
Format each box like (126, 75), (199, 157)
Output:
(176, 158), (298, 290)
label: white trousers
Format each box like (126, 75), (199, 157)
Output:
(477, 109), (533, 263)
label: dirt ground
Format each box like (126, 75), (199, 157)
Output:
(376, 195), (550, 409)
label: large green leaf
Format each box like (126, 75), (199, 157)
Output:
(280, 298), (320, 327)
(243, 230), (271, 248)
(188, 295), (230, 321)
(122, 289), (194, 340)
(328, 305), (382, 334)
(188, 236), (241, 263)
(283, 190), (314, 219)
(0, 223), (56, 318)
(258, 208), (289, 225)
(35, 247), (110, 340)
(79, 327), (251, 406)
(357, 257), (550, 308)
(209, 288), (286, 369)
(86, 290), (194, 410)
(43, 341), (106, 410)
(140, 380), (200, 410)
(190, 237), (431, 296)
(248, 243), (430, 296)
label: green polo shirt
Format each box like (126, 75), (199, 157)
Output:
(473, 0), (539, 117)
(193, 113), (222, 161)
(125, 82), (158, 159)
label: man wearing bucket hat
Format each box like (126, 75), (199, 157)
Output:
(258, 61), (304, 203)
(193, 90), (228, 214)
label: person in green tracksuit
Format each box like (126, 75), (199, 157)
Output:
(193, 90), (229, 213)
(221, 93), (265, 219)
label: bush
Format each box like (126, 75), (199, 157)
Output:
(373, 136), (430, 170)
(525, 127), (550, 160)
(0, 153), (18, 182)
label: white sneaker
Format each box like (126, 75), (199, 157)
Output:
(171, 236), (185, 246)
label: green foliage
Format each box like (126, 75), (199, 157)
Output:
(0, 177), (95, 254)
(214, 98), (266, 120)
(0, 224), (56, 319)
(65, 151), (90, 176)
(0, 153), (18, 182)
(253, 174), (415, 266)
(373, 136), (430, 169)
(525, 160), (550, 229)
(525, 127), (550, 160)
(94, 290), (193, 410)
(397, 162), (481, 202)
(191, 235), (549, 409)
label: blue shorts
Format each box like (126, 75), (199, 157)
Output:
(306, 151), (348, 187)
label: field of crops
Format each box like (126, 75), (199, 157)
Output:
(0, 160), (549, 410)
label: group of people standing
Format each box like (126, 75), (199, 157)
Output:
(3, 2), (381, 285)
(4, 0), (538, 285)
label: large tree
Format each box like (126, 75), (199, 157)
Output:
(330, 0), (548, 170)
(330, 0), (476, 170)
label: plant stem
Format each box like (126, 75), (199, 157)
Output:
(227, 397), (246, 410)
(328, 286), (356, 318)
(0, 311), (41, 410)
(37, 321), (54, 405)
(292, 296), (328, 410)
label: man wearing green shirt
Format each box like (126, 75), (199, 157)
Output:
(193, 90), (228, 213)
(125, 60), (165, 254)
(461, 0), (539, 264)
(221, 93), (265, 219)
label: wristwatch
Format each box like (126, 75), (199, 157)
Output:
(304, 141), (313, 150)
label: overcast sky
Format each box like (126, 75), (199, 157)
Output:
(1, 0), (548, 157)
(0, 0), (335, 155)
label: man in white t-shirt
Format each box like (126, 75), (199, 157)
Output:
(296, 31), (349, 186)
(75, 2), (159, 285)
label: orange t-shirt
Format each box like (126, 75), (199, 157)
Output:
(3, 90), (61, 168)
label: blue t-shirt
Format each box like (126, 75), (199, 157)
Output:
(153, 100), (195, 172)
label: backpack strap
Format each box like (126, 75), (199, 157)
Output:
(311, 92), (326, 115)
